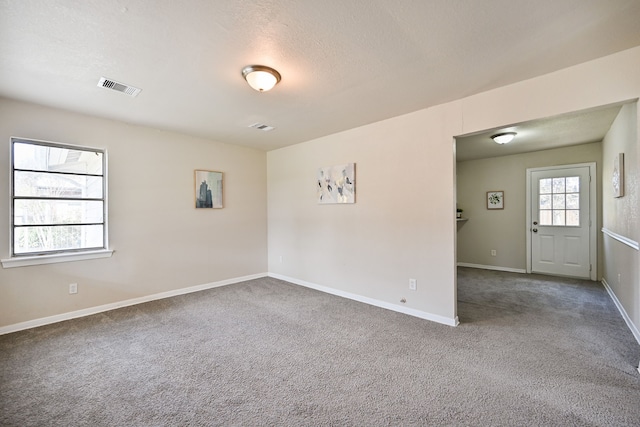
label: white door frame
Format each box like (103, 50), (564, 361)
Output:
(525, 162), (597, 280)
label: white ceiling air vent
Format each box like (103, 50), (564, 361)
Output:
(97, 77), (141, 97)
(248, 122), (275, 132)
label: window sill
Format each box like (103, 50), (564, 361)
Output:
(1, 249), (114, 268)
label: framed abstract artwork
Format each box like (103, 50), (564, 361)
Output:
(195, 170), (223, 208)
(317, 163), (355, 204)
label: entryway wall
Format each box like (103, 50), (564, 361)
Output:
(456, 142), (603, 276)
(601, 102), (640, 344)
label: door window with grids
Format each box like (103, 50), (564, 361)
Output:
(538, 176), (580, 226)
(11, 138), (107, 256)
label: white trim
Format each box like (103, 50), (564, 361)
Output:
(0, 273), (267, 335)
(602, 278), (640, 345)
(457, 262), (527, 274)
(8, 137), (111, 266)
(601, 228), (640, 250)
(269, 272), (459, 327)
(526, 163), (597, 280)
(1, 249), (114, 268)
(525, 169), (532, 273)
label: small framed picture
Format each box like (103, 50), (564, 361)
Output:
(613, 153), (624, 198)
(487, 191), (504, 209)
(195, 170), (223, 208)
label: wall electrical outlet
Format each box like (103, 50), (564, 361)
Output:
(279, 256), (283, 263)
(491, 250), (497, 257)
(69, 283), (78, 294)
(409, 278), (417, 291)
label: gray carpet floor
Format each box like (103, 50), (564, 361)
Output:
(1, 268), (639, 426)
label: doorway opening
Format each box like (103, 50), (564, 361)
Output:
(453, 101), (636, 326)
(454, 103), (626, 280)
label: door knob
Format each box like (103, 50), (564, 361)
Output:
(533, 228), (538, 233)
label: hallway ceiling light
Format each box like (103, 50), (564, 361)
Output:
(241, 65), (281, 92)
(491, 132), (517, 144)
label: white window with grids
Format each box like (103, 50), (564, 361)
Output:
(538, 176), (580, 226)
(2, 137), (112, 267)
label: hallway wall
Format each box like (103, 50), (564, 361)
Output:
(457, 142), (603, 274)
(601, 102), (639, 342)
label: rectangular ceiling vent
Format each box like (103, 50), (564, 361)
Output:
(248, 122), (275, 132)
(98, 77), (141, 97)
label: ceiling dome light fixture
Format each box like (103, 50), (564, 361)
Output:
(242, 65), (281, 92)
(491, 132), (517, 144)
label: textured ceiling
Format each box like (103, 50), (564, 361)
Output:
(1, 0), (640, 151)
(456, 103), (626, 162)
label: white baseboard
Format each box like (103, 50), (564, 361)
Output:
(268, 272), (459, 327)
(457, 262), (527, 274)
(601, 278), (640, 346)
(0, 273), (268, 336)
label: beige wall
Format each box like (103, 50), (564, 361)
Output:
(601, 103), (639, 338)
(0, 98), (268, 328)
(267, 105), (462, 323)
(268, 46), (640, 327)
(2, 46), (640, 333)
(456, 142), (603, 273)
(603, 103), (639, 241)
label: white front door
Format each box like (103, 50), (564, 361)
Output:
(529, 165), (594, 279)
